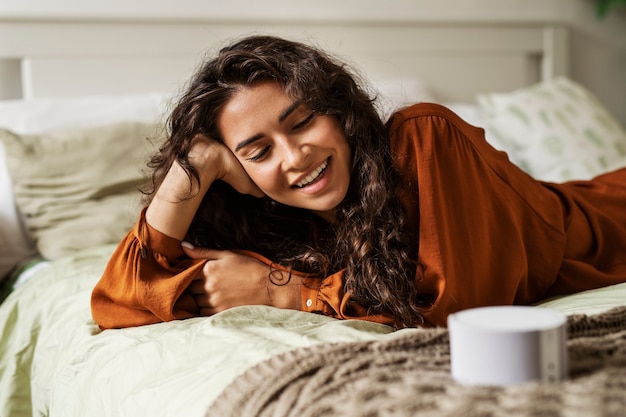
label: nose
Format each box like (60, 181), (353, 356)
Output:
(279, 137), (310, 170)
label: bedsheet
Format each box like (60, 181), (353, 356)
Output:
(0, 245), (393, 417)
(1, 245), (625, 417)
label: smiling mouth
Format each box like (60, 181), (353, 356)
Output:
(294, 159), (329, 188)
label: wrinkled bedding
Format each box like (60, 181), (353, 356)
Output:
(207, 307), (626, 417)
(1, 245), (625, 417)
(0, 245), (393, 417)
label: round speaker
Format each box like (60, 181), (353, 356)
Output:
(448, 306), (568, 386)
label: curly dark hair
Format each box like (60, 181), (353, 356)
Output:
(147, 35), (424, 327)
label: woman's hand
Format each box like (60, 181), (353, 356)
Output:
(188, 134), (264, 198)
(182, 243), (302, 315)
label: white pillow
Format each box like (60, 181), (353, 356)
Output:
(372, 78), (437, 120)
(0, 93), (170, 135)
(0, 93), (171, 281)
(477, 77), (626, 182)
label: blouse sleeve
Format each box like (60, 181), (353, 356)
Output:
(387, 103), (568, 327)
(91, 208), (395, 329)
(91, 208), (206, 329)
(300, 272), (396, 325)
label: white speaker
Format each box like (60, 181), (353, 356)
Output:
(448, 306), (568, 386)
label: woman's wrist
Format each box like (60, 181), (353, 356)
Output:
(268, 270), (303, 311)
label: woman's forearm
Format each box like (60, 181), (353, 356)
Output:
(146, 136), (229, 241)
(145, 134), (262, 242)
(146, 160), (215, 241)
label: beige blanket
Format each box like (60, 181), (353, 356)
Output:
(207, 307), (626, 417)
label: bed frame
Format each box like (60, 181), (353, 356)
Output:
(0, 10), (568, 103)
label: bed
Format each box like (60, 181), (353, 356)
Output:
(1, 7), (626, 417)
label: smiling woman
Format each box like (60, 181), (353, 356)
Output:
(91, 35), (419, 329)
(90, 35), (626, 331)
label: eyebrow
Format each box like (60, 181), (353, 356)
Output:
(278, 100), (302, 123)
(234, 100), (303, 152)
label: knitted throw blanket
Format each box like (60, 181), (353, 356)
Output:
(206, 307), (626, 417)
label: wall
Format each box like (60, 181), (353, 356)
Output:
(1, 0), (625, 124)
(557, 0), (626, 126)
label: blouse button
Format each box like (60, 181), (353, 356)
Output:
(306, 299), (313, 308)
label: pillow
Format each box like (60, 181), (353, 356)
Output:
(372, 78), (437, 119)
(0, 93), (170, 280)
(443, 102), (506, 152)
(0, 144), (38, 280)
(0, 122), (162, 260)
(0, 93), (170, 135)
(476, 77), (626, 182)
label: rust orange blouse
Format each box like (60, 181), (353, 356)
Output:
(91, 103), (626, 329)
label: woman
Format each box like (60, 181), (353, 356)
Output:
(91, 35), (626, 330)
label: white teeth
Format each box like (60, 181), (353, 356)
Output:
(295, 160), (328, 188)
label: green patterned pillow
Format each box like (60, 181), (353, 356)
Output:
(477, 77), (626, 182)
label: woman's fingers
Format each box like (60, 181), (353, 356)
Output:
(189, 277), (216, 315)
(181, 241), (222, 260)
(185, 254), (226, 315)
(199, 307), (217, 316)
(217, 144), (265, 198)
(186, 278), (205, 293)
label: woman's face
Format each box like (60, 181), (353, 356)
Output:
(218, 82), (351, 221)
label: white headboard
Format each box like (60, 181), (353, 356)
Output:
(0, 9), (569, 103)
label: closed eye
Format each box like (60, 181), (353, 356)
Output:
(293, 112), (315, 130)
(246, 145), (270, 162)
